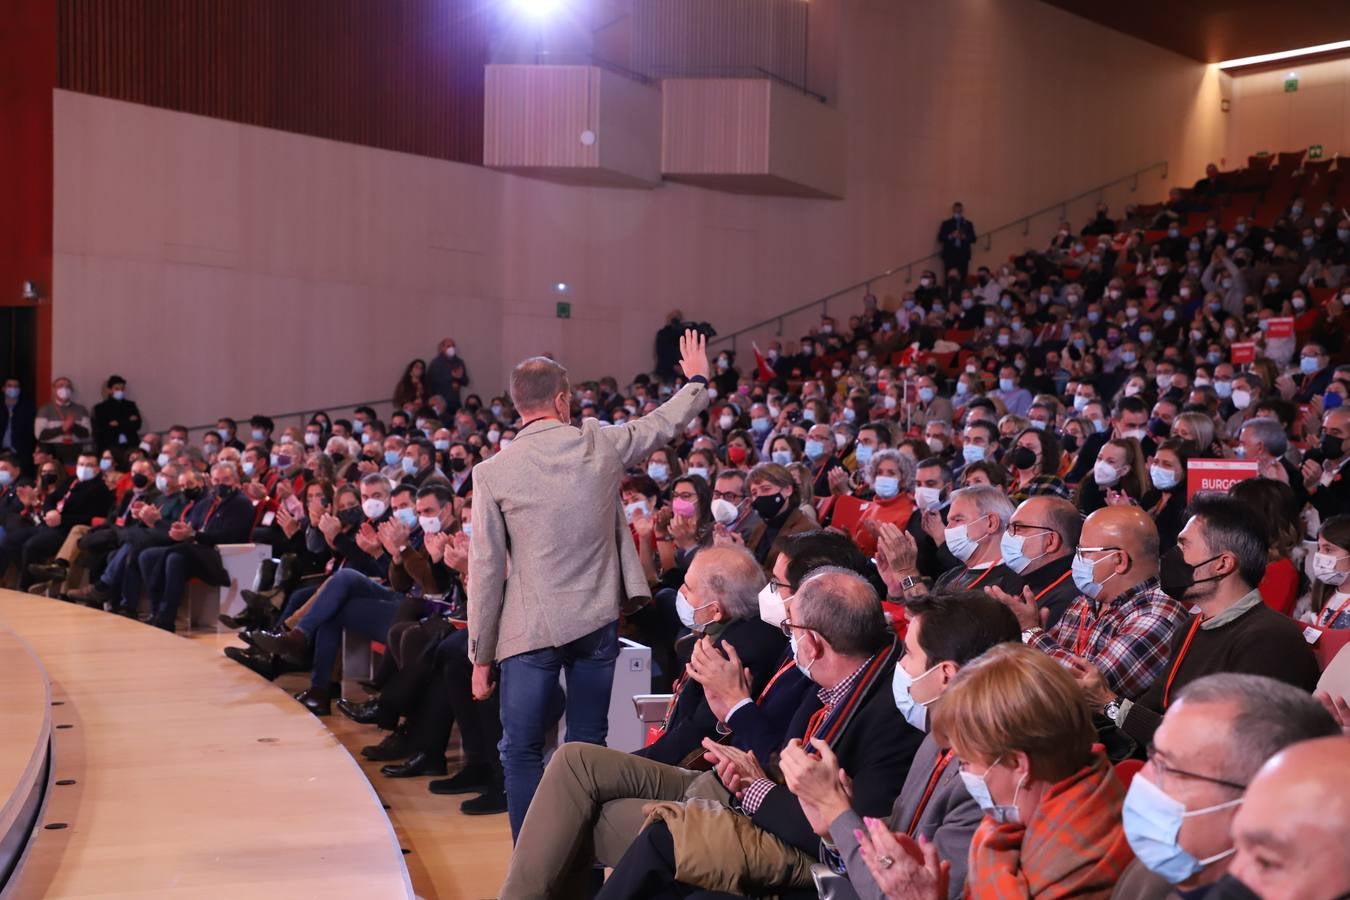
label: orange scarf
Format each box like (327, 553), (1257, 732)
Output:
(964, 752), (1133, 899)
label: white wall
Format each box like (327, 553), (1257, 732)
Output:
(1226, 56), (1350, 165)
(52, 0), (1227, 431)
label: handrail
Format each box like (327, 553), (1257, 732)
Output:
(709, 160), (1170, 351)
(180, 399), (393, 435)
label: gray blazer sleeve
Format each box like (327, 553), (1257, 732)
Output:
(827, 794), (979, 900)
(600, 382), (708, 468)
(467, 469), (508, 664)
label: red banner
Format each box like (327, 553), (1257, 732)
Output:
(1230, 342), (1256, 365)
(1187, 458), (1260, 500)
(1266, 317), (1295, 339)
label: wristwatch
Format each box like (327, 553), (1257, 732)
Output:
(1103, 699), (1122, 725)
(688, 375), (709, 385)
(1021, 627), (1041, 643)
(899, 574), (921, 592)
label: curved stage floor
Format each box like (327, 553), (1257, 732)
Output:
(0, 589), (416, 899)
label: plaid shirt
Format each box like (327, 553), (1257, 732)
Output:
(739, 656), (871, 815)
(1030, 576), (1189, 699)
(1009, 474), (1072, 505)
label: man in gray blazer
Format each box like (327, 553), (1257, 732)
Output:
(468, 329), (710, 838)
(781, 591), (1020, 900)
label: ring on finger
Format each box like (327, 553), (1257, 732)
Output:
(877, 855), (894, 869)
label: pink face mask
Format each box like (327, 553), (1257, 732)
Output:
(672, 498), (698, 518)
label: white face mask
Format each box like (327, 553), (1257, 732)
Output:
(960, 757), (1025, 824)
(1313, 551), (1350, 586)
(624, 499), (650, 521)
(710, 497), (740, 525)
(758, 582), (787, 628)
(1093, 460), (1123, 486)
(914, 486), (943, 511)
(945, 519), (985, 563)
(1150, 465), (1180, 491)
(892, 660), (942, 731)
(418, 514), (444, 535)
(361, 498), (388, 520)
(789, 631), (813, 679)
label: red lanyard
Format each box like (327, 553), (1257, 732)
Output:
(1034, 569), (1073, 605)
(1072, 605), (1097, 657)
(1162, 615), (1205, 708)
(965, 559), (1002, 590)
(757, 659), (797, 706)
(804, 705), (829, 742)
(907, 749), (956, 836)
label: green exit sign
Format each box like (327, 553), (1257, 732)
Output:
(1284, 76), (1299, 93)
(556, 301), (571, 319)
(1309, 144), (1324, 159)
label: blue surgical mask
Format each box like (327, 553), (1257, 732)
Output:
(919, 387), (936, 403)
(217, 428), (230, 441)
(959, 757), (1024, 824)
(251, 429), (265, 442)
(1301, 356), (1321, 375)
(675, 590), (713, 633)
(687, 466), (710, 483)
(751, 417), (771, 435)
(771, 450), (793, 466)
(1150, 465), (1179, 490)
(1122, 773), (1241, 884)
(1071, 549), (1117, 598)
(999, 378), (1014, 392)
(1000, 531), (1047, 575)
(99, 457), (113, 471)
(384, 450), (401, 466)
(0, 469), (11, 487)
(962, 444), (986, 465)
(873, 475), (900, 498)
(804, 439), (826, 461)
(891, 661), (941, 731)
(401, 456), (418, 474)
(647, 462), (669, 483)
(854, 444), (874, 467)
(242, 461), (256, 478)
(393, 507), (418, 528)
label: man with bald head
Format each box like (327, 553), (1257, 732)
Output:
(635, 546), (783, 766)
(987, 495), (1081, 630)
(1018, 505), (1189, 699)
(1112, 674), (1340, 899)
(1220, 736), (1350, 900)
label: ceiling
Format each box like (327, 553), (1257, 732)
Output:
(1041, 0), (1350, 64)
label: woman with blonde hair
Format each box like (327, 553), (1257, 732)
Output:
(855, 643), (1131, 898)
(1170, 411), (1222, 457)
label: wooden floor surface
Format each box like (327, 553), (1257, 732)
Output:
(0, 591), (418, 900)
(190, 629), (514, 900)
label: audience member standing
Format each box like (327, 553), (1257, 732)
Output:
(426, 337), (470, 416)
(468, 329), (710, 839)
(0, 376), (36, 471)
(34, 375), (92, 466)
(937, 202), (977, 283)
(91, 374), (143, 453)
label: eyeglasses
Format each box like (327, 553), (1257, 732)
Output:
(671, 491), (698, 502)
(1146, 743), (1247, 791)
(1076, 545), (1121, 558)
(779, 617), (815, 639)
(712, 491), (744, 502)
(1006, 522), (1054, 538)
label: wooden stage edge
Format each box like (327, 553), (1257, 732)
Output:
(0, 589), (415, 900)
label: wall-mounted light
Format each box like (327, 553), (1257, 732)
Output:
(20, 280), (39, 301)
(554, 282), (570, 293)
(508, 0), (564, 21)
(1217, 39), (1350, 70)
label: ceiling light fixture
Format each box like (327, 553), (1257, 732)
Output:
(1217, 39), (1350, 70)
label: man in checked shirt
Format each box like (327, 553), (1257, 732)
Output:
(990, 505), (1189, 701)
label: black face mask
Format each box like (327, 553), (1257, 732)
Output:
(1322, 434), (1345, 460)
(337, 506), (365, 527)
(1008, 446), (1038, 471)
(1159, 546), (1223, 601)
(330, 452), (345, 464)
(215, 484), (237, 499)
(1148, 416), (1171, 438)
(184, 486), (205, 501)
(752, 492), (787, 522)
(131, 473), (150, 489)
(41, 473), (57, 487)
(447, 457), (468, 473)
(1061, 433), (1079, 453)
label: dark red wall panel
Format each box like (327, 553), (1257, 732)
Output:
(57, 0), (491, 165)
(0, 0), (57, 396)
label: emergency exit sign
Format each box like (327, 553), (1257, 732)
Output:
(556, 301), (571, 319)
(1284, 76), (1299, 93)
(1309, 144), (1325, 159)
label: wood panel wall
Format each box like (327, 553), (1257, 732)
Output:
(56, 0), (492, 165)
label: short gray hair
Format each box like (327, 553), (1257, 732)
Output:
(1240, 416), (1288, 458)
(510, 357), (570, 412)
(691, 546), (766, 621)
(867, 448), (915, 489)
(1175, 674), (1339, 785)
(793, 566), (888, 658)
(360, 473), (393, 494)
(952, 484), (1015, 530)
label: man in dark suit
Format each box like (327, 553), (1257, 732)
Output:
(636, 546), (785, 767)
(0, 377), (36, 473)
(937, 202), (977, 283)
(91, 374), (143, 453)
(18, 452), (114, 589)
(137, 461), (254, 631)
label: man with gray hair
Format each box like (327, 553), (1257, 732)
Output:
(890, 484), (1022, 598)
(1112, 673), (1339, 899)
(1237, 416), (1300, 488)
(471, 330), (712, 839)
(636, 545), (783, 766)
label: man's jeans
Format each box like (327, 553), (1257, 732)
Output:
(498, 620), (620, 839)
(296, 568), (400, 691)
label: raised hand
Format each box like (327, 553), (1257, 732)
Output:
(986, 584), (1045, 631)
(679, 328), (710, 382)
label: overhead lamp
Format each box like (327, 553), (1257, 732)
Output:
(1217, 39), (1350, 70)
(507, 0), (564, 20)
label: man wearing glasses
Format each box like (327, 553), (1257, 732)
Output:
(1111, 673), (1338, 899)
(985, 496), (1082, 631)
(708, 469), (762, 552)
(1011, 505), (1188, 701)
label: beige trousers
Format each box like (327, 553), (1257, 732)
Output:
(498, 742), (731, 900)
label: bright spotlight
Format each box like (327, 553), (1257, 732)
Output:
(554, 282), (570, 293)
(509, 0), (564, 19)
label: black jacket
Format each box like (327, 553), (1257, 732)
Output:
(937, 217), (977, 259)
(172, 489), (257, 586)
(47, 477), (114, 531)
(0, 398), (36, 465)
(635, 618), (787, 766)
(92, 397), (143, 452)
(748, 650), (924, 855)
